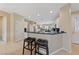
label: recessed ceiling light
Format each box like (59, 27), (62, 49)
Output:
(50, 10), (53, 14)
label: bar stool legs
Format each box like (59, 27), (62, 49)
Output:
(22, 40), (25, 55)
(34, 39), (49, 55)
(28, 41), (29, 49)
(22, 37), (36, 55)
(46, 46), (49, 55)
(30, 42), (32, 55)
(34, 42), (36, 55)
(23, 38), (49, 55)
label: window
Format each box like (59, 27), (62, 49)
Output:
(74, 16), (79, 32)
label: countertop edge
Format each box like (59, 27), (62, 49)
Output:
(26, 31), (66, 35)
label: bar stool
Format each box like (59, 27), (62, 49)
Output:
(22, 37), (36, 55)
(35, 39), (49, 55)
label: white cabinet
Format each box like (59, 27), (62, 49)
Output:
(28, 33), (71, 54)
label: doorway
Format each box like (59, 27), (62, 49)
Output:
(2, 16), (7, 42)
(0, 16), (2, 41)
(0, 16), (7, 42)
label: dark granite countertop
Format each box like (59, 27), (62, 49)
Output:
(26, 31), (66, 35)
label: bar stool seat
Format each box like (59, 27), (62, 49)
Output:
(36, 39), (48, 47)
(23, 37), (36, 55)
(35, 39), (49, 55)
(24, 37), (35, 43)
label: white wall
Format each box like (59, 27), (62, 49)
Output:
(59, 4), (72, 52)
(2, 16), (7, 42)
(14, 13), (25, 41)
(24, 19), (28, 38)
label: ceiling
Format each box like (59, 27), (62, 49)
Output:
(0, 3), (79, 23)
(0, 3), (66, 23)
(71, 3), (79, 12)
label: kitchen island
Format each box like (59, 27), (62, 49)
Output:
(27, 31), (71, 55)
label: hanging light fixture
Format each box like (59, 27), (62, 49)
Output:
(50, 10), (53, 14)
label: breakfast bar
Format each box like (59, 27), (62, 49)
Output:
(27, 31), (70, 54)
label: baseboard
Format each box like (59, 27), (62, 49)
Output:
(0, 41), (8, 45)
(63, 48), (72, 53)
(15, 39), (24, 42)
(50, 48), (63, 55)
(72, 43), (79, 45)
(72, 41), (79, 44)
